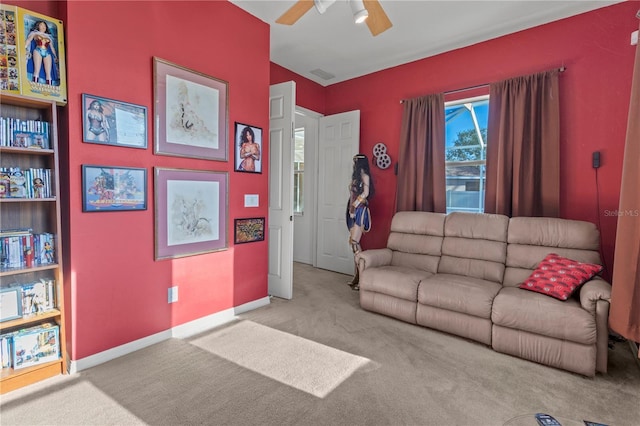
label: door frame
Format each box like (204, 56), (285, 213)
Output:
(294, 106), (323, 268)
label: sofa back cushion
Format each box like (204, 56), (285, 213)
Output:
(504, 217), (602, 287)
(387, 211), (445, 274)
(438, 212), (509, 283)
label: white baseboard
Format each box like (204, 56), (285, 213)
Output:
(68, 296), (270, 374)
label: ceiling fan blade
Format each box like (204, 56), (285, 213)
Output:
(363, 0), (392, 36)
(276, 0), (315, 25)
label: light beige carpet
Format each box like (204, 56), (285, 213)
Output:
(190, 320), (371, 398)
(1, 262), (639, 425)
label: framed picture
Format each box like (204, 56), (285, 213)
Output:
(154, 167), (228, 260)
(234, 122), (263, 173)
(153, 57), (228, 161)
(82, 94), (148, 149)
(0, 287), (22, 322)
(234, 217), (265, 244)
(82, 165), (147, 212)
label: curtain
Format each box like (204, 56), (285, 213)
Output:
(395, 94), (446, 213)
(485, 70), (560, 217)
(610, 16), (640, 345)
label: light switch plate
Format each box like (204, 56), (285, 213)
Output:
(244, 194), (259, 207)
(168, 286), (178, 303)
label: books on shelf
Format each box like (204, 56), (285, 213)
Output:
(0, 167), (52, 199)
(0, 230), (55, 270)
(0, 116), (50, 149)
(0, 323), (60, 370)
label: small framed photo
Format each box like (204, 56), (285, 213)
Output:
(0, 287), (22, 322)
(153, 57), (229, 161)
(82, 94), (148, 149)
(154, 167), (228, 260)
(82, 165), (147, 212)
(234, 122), (263, 173)
(234, 217), (265, 244)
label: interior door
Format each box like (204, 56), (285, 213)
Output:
(268, 82), (296, 299)
(293, 109), (320, 265)
(316, 110), (360, 275)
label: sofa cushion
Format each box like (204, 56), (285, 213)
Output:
(438, 212), (508, 283)
(390, 211), (446, 236)
(360, 266), (433, 301)
(504, 216), (602, 287)
(492, 287), (596, 345)
(438, 255), (505, 284)
(391, 251), (440, 274)
(519, 253), (603, 300)
(444, 212), (509, 243)
(417, 273), (502, 319)
(507, 217), (600, 250)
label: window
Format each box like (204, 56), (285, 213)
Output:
(293, 128), (305, 214)
(445, 96), (489, 213)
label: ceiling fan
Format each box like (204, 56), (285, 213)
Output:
(276, 0), (392, 37)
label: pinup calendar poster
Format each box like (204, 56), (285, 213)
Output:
(0, 5), (67, 105)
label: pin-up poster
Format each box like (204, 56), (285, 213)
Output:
(0, 4), (67, 105)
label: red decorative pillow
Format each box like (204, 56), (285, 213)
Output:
(519, 253), (603, 301)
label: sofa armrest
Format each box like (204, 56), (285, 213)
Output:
(579, 277), (611, 373)
(355, 248), (393, 272)
(579, 277), (611, 314)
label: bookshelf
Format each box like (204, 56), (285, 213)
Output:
(0, 93), (66, 394)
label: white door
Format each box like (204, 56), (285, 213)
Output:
(316, 110), (360, 275)
(293, 108), (320, 265)
(268, 82), (295, 299)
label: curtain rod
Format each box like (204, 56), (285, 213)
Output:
(399, 66), (566, 104)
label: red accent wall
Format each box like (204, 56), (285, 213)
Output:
(270, 63), (326, 114)
(22, 1), (271, 360)
(320, 2), (637, 279)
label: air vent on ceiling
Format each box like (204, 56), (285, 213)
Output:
(310, 69), (336, 80)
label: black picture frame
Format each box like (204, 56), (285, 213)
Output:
(234, 217), (265, 244)
(82, 93), (148, 149)
(82, 165), (147, 212)
(234, 122), (263, 173)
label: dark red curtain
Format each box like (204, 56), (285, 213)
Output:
(610, 15), (640, 346)
(396, 94), (446, 213)
(485, 70), (560, 217)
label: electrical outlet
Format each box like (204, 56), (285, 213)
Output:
(168, 286), (178, 303)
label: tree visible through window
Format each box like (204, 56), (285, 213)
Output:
(445, 96), (489, 213)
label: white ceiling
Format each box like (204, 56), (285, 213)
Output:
(230, 0), (623, 86)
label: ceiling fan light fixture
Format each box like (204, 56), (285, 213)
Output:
(314, 0), (336, 15)
(350, 0), (368, 23)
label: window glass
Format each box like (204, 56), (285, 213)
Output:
(445, 96), (489, 213)
(293, 128), (304, 214)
